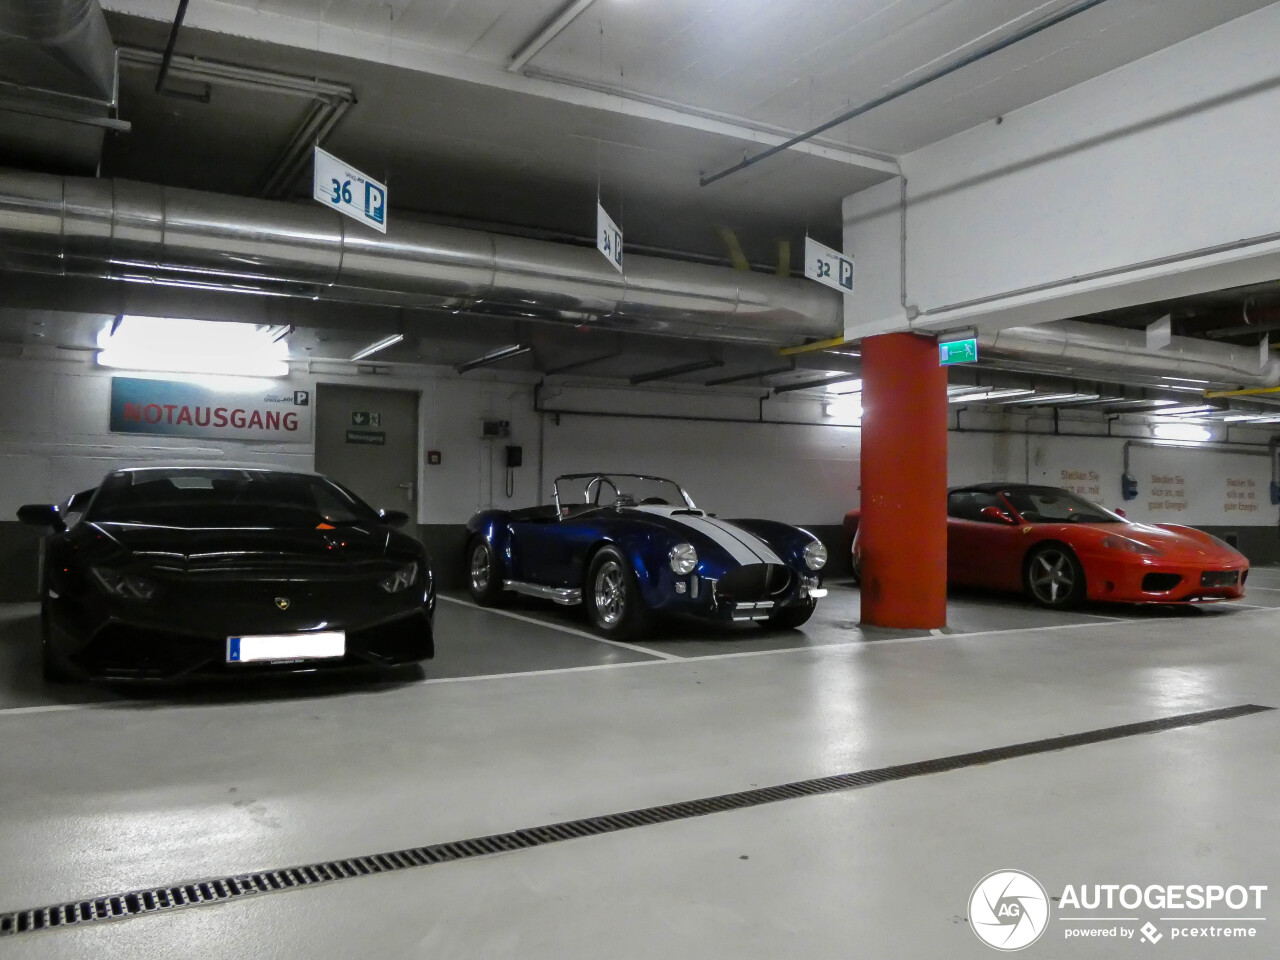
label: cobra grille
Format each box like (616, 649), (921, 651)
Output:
(1142, 573), (1183, 592)
(1, 703), (1270, 939)
(1200, 570), (1240, 589)
(715, 564), (792, 602)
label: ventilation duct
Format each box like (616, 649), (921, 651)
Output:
(0, 1), (120, 172)
(0, 168), (841, 345)
(980, 319), (1280, 388)
(0, 0), (115, 100)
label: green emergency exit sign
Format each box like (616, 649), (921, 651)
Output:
(939, 338), (978, 366)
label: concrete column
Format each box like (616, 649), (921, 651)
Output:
(859, 332), (947, 628)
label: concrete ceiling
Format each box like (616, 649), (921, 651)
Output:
(4, 0), (1279, 414)
(93, 0), (1274, 264)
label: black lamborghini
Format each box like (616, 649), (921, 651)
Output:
(18, 466), (435, 683)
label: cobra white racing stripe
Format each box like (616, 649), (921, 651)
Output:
(638, 507), (783, 565)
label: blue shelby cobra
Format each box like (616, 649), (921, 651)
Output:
(464, 473), (828, 638)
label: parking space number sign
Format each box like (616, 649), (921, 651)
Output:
(597, 203), (623, 273)
(805, 237), (854, 293)
(313, 146), (387, 234)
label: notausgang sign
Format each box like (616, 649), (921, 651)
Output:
(109, 378), (312, 443)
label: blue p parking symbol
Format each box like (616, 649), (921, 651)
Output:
(365, 183), (386, 225)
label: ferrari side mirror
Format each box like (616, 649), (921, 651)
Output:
(979, 505), (1017, 525)
(17, 504), (66, 532)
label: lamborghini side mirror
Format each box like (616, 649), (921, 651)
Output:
(17, 504), (66, 532)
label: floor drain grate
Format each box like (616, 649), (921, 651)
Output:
(1, 702), (1269, 938)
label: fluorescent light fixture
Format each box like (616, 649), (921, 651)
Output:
(824, 394), (862, 422)
(96, 316), (289, 378)
(350, 334), (404, 361)
(1152, 422), (1212, 442)
(998, 392), (1100, 405)
(773, 374), (862, 395)
(1153, 404), (1215, 417)
(826, 378), (863, 395)
(629, 358), (724, 385)
(948, 388), (1035, 404)
(454, 343), (531, 374)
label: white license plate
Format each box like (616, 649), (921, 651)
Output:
(226, 631), (346, 664)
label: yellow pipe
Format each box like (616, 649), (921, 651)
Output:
(778, 336), (849, 356)
(1203, 385), (1280, 398)
(714, 225), (750, 272)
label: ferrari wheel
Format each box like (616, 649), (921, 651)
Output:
(763, 599), (816, 630)
(1024, 544), (1085, 609)
(585, 546), (649, 639)
(467, 538), (505, 606)
(40, 603), (73, 684)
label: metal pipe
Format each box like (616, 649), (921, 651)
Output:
(980, 320), (1280, 387)
(508, 0), (597, 74)
(700, 0), (1112, 186)
(154, 0), (191, 93)
(0, 167), (841, 345)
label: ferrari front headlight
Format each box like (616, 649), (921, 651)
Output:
(803, 540), (828, 571)
(669, 543), (698, 575)
(1100, 535), (1163, 557)
(379, 561), (419, 594)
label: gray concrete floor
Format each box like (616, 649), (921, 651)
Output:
(2, 572), (1280, 957)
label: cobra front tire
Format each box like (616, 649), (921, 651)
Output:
(763, 599), (816, 630)
(466, 537), (505, 606)
(584, 546), (650, 640)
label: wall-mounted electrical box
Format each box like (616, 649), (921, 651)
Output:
(481, 419), (510, 439)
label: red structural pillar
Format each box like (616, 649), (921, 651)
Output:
(859, 332), (948, 628)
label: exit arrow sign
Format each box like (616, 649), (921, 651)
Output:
(939, 338), (978, 366)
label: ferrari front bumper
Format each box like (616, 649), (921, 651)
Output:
(1084, 556), (1249, 604)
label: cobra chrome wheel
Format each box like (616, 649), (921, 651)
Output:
(593, 558), (626, 626)
(585, 546), (650, 638)
(466, 538), (504, 605)
(1024, 544), (1085, 609)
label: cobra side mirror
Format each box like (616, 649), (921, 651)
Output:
(379, 509), (411, 528)
(979, 505), (1017, 525)
(17, 504), (66, 532)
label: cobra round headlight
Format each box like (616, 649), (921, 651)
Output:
(669, 542), (698, 575)
(803, 540), (828, 571)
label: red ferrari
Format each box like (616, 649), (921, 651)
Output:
(845, 483), (1249, 608)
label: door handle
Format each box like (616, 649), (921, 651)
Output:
(398, 482), (414, 501)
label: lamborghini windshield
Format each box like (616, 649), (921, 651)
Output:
(86, 468), (380, 528)
(555, 474), (695, 509)
(1002, 487), (1123, 524)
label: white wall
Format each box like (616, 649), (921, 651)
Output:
(845, 2), (1280, 335)
(0, 354), (1273, 531)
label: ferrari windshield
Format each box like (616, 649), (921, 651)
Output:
(1002, 487), (1123, 524)
(85, 468), (381, 528)
(554, 474), (694, 509)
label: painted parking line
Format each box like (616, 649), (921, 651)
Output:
(438, 595), (680, 661)
(3, 604), (1274, 717)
